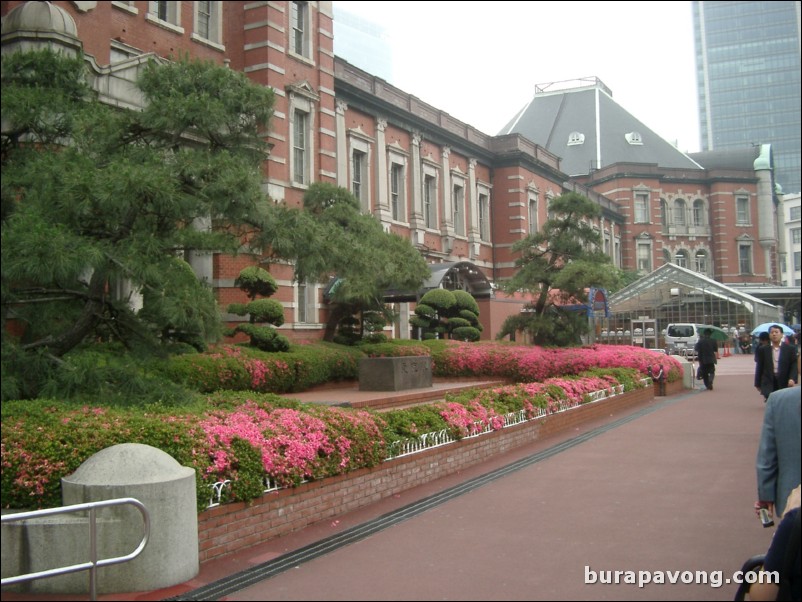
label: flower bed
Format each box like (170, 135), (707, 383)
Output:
(1, 343), (681, 513)
(197, 383), (655, 563)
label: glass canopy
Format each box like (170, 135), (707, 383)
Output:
(602, 263), (782, 346)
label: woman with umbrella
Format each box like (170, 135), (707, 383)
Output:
(754, 324), (799, 401)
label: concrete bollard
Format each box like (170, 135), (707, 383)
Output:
(3, 443), (198, 595)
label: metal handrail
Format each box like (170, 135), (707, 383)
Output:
(1, 497), (150, 601)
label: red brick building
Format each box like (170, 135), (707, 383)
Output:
(1, 1), (778, 341)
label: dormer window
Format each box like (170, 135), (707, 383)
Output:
(625, 132), (643, 145)
(567, 131), (585, 146)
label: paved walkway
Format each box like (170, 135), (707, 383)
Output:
(2, 354), (789, 601)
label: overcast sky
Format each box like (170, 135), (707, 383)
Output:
(333, 1), (700, 154)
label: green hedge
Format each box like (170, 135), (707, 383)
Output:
(159, 342), (365, 393)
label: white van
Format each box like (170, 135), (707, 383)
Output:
(664, 323), (704, 356)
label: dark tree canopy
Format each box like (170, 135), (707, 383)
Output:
(1, 50), (274, 398)
(1, 50), (431, 399)
(498, 191), (618, 346)
(255, 183), (430, 342)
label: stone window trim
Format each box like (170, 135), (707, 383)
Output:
(190, 1), (225, 51)
(146, 1), (184, 34)
(422, 163), (439, 231)
(289, 1), (312, 62)
(388, 154), (408, 224)
(451, 173), (467, 238)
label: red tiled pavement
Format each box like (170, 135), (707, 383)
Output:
(2, 354), (792, 601)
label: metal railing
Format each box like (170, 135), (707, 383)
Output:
(1, 497), (150, 601)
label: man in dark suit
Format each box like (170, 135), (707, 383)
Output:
(754, 324), (799, 401)
(694, 328), (718, 391)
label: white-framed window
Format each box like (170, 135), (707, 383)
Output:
(528, 194), (538, 234)
(567, 131), (585, 146)
(794, 251), (801, 272)
(736, 196), (750, 225)
(478, 193), (489, 241)
(634, 193), (649, 223)
(147, 1), (182, 31)
(693, 199), (705, 226)
(348, 135), (371, 212)
(791, 206), (801, 221)
(791, 228), (801, 244)
(453, 182), (465, 236)
(673, 199), (686, 226)
(296, 281), (316, 324)
(674, 249), (689, 268)
(546, 192), (556, 222)
(390, 162), (405, 222)
(193, 1), (223, 46)
(660, 199), (668, 226)
(351, 149), (367, 205)
(694, 250), (709, 274)
(637, 241), (652, 273)
(738, 242), (753, 274)
(287, 86), (317, 188)
(290, 1), (311, 59)
(423, 174), (437, 229)
(625, 131), (643, 145)
(292, 108), (309, 185)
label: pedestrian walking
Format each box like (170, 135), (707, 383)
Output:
(694, 327), (718, 391)
(732, 326), (741, 354)
(754, 324), (798, 401)
(754, 381), (801, 520)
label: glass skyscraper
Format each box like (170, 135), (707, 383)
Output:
(693, 1), (801, 194)
(332, 6), (393, 83)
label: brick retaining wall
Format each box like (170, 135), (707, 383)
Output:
(654, 378), (685, 397)
(197, 385), (656, 563)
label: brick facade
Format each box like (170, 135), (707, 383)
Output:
(0, 1), (772, 342)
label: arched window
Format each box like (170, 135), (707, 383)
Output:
(694, 250), (709, 275)
(674, 249), (689, 268)
(567, 131), (585, 145)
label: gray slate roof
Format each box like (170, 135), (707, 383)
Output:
(499, 79), (703, 177)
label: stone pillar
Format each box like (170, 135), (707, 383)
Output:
(410, 131), (425, 244)
(467, 158), (479, 257)
(374, 117), (390, 222)
(754, 144), (777, 281)
(440, 146), (453, 237)
(335, 100), (348, 186)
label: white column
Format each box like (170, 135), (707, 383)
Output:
(374, 118), (390, 222)
(410, 132), (425, 245)
(440, 146), (452, 236)
(335, 100), (348, 186)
